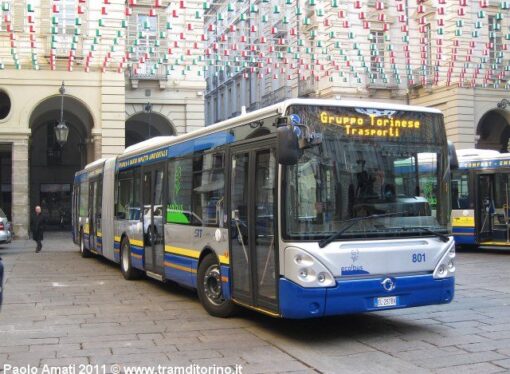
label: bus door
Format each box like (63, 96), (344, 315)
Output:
(477, 174), (495, 242)
(88, 179), (102, 252)
(142, 164), (166, 275)
(88, 180), (96, 250)
(229, 142), (278, 313)
(94, 179), (103, 253)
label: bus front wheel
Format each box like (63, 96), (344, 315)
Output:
(120, 238), (143, 280)
(197, 253), (237, 318)
(79, 230), (92, 258)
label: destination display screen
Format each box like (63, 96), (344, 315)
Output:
(319, 111), (421, 138)
(289, 105), (444, 144)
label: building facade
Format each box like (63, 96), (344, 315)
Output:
(0, 0), (205, 237)
(204, 0), (510, 153)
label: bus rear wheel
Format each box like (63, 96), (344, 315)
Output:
(197, 254), (237, 318)
(120, 237), (143, 280)
(79, 230), (92, 258)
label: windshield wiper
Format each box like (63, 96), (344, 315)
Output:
(403, 226), (450, 243)
(318, 212), (407, 248)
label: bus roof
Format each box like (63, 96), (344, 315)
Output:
(456, 149), (501, 159)
(84, 158), (107, 170)
(119, 98), (442, 160)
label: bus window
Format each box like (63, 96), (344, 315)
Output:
(167, 158), (193, 224)
(79, 181), (89, 217)
(451, 171), (470, 209)
(192, 152), (225, 227)
(133, 170), (141, 220)
(116, 169), (138, 220)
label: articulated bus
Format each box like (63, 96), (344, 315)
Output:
(72, 99), (455, 319)
(452, 149), (510, 250)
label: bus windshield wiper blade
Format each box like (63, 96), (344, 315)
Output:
(413, 227), (450, 243)
(318, 212), (406, 248)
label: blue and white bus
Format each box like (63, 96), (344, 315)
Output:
(452, 149), (510, 249)
(72, 99), (455, 319)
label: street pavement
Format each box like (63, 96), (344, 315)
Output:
(1, 233), (510, 373)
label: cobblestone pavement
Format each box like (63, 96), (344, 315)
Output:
(1, 233), (510, 373)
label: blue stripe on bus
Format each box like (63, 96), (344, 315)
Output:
(118, 131), (236, 170)
(164, 253), (195, 287)
(113, 241), (121, 262)
(130, 245), (144, 270)
(220, 265), (231, 300)
(453, 227), (476, 245)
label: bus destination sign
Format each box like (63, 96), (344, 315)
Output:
(320, 111), (421, 138)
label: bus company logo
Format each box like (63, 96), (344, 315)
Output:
(351, 249), (359, 262)
(381, 277), (396, 292)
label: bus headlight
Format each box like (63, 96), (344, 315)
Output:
(433, 241), (456, 279)
(285, 247), (336, 288)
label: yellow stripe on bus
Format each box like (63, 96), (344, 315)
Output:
(97, 232), (102, 238)
(165, 245), (199, 258)
(130, 239), (144, 247)
(131, 253), (143, 259)
(165, 245), (230, 265)
(164, 261), (197, 273)
(480, 241), (510, 246)
(114, 236), (121, 243)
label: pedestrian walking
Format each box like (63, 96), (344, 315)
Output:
(31, 206), (45, 253)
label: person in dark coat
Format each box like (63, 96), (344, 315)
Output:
(31, 205), (45, 253)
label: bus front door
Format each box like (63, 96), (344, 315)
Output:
(477, 174), (495, 243)
(230, 143), (278, 314)
(143, 165), (165, 275)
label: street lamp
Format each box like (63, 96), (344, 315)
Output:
(145, 102), (152, 139)
(55, 81), (69, 147)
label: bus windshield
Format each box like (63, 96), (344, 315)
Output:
(283, 104), (450, 241)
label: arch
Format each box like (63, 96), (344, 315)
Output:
(125, 111), (176, 148)
(27, 93), (96, 131)
(29, 95), (93, 230)
(476, 109), (510, 152)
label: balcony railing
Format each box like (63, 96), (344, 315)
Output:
(261, 85), (292, 106)
(365, 72), (399, 89)
(127, 64), (167, 81)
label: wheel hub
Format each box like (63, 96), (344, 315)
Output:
(203, 265), (224, 305)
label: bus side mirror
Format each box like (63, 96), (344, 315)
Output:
(277, 125), (299, 165)
(448, 141), (459, 170)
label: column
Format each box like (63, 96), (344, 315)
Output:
(11, 139), (29, 239)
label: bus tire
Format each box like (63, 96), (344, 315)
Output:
(79, 230), (92, 258)
(197, 253), (238, 318)
(120, 237), (143, 280)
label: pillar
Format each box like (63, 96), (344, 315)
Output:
(11, 138), (29, 239)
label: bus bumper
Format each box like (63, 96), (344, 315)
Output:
(279, 275), (454, 319)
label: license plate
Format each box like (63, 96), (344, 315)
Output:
(375, 296), (397, 308)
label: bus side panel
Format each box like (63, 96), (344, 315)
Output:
(163, 223), (196, 287)
(163, 224), (230, 290)
(101, 159), (116, 261)
(113, 220), (122, 263)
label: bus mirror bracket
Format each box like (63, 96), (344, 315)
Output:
(448, 141), (459, 170)
(277, 115), (322, 150)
